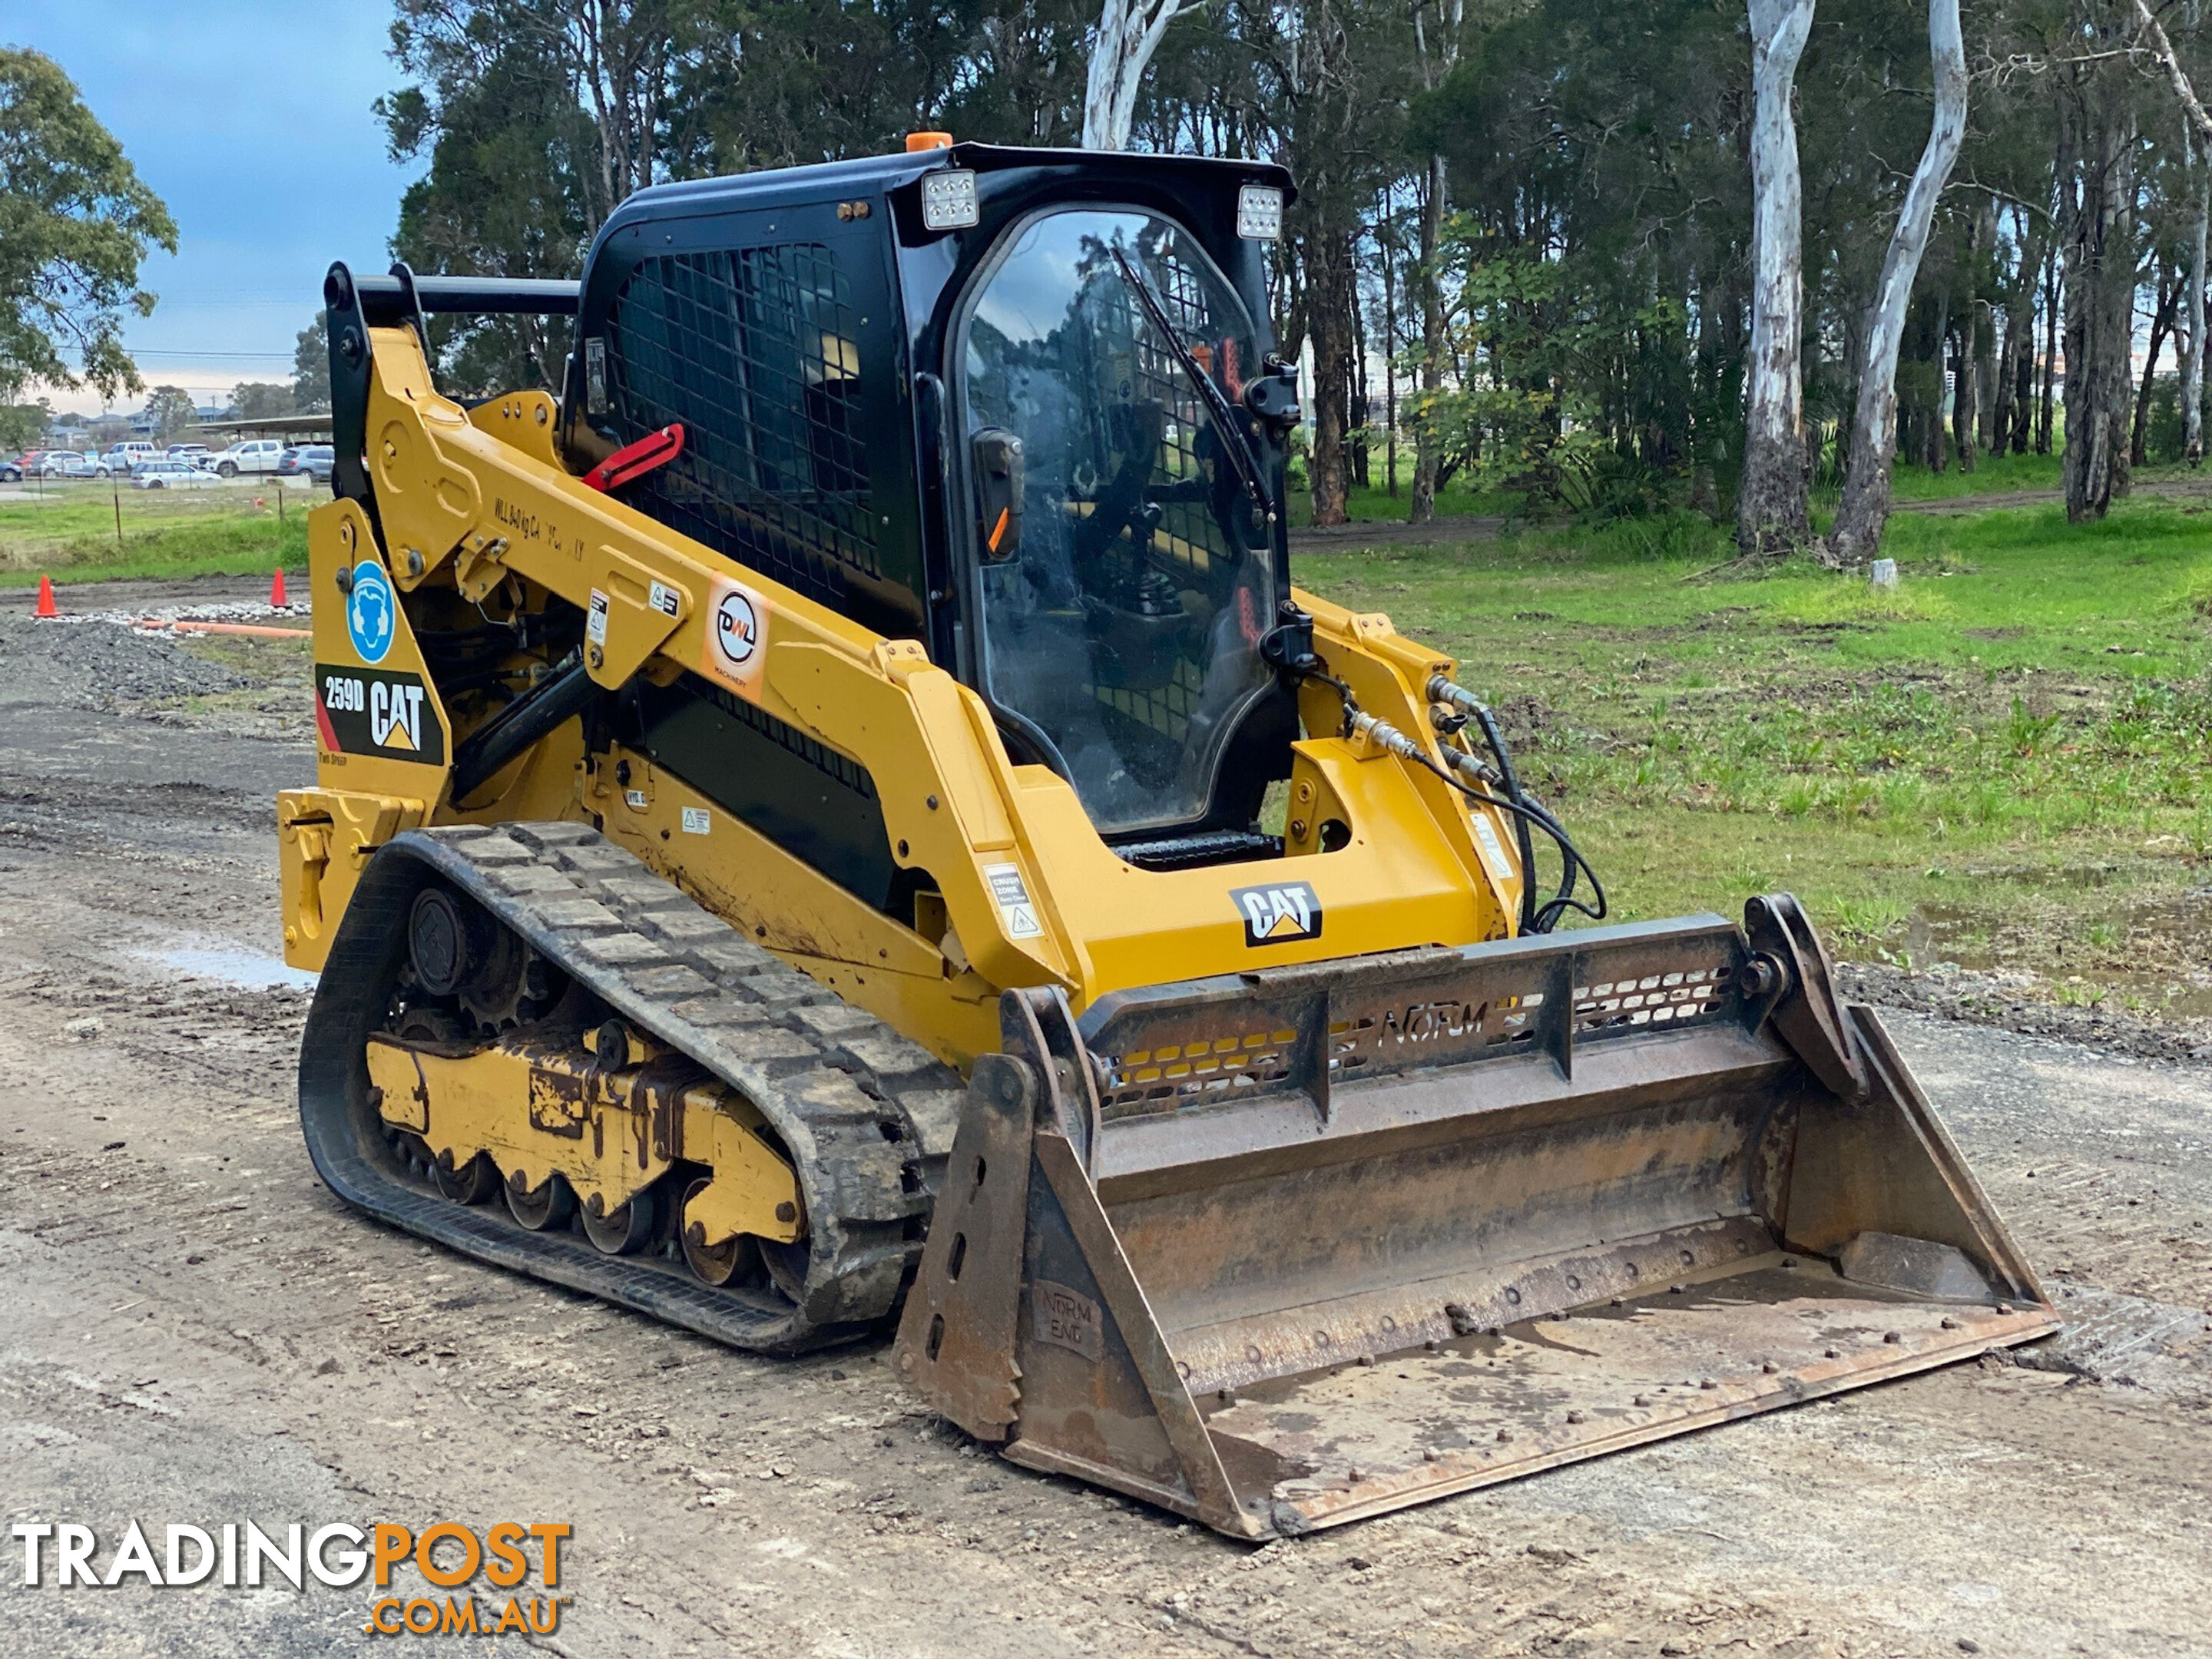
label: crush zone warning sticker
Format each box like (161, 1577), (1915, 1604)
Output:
(982, 863), (1044, 939)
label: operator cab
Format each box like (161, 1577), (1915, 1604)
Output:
(958, 206), (1283, 843)
(561, 142), (1300, 887)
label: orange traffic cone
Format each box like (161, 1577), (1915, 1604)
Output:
(35, 575), (57, 618)
(270, 568), (289, 608)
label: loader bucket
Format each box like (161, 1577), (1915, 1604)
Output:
(895, 896), (2056, 1538)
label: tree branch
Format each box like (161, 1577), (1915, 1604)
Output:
(2130, 0), (2212, 145)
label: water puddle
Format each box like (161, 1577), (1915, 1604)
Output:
(138, 946), (318, 990)
(1901, 896), (2212, 1018)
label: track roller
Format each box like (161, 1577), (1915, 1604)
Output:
(505, 1170), (578, 1232)
(581, 1187), (661, 1256)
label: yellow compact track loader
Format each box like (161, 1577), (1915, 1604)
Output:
(282, 140), (2054, 1538)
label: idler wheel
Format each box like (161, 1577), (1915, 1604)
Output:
(408, 886), (495, 998)
(678, 1178), (759, 1287)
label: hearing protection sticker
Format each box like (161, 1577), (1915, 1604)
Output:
(700, 577), (768, 699)
(1232, 880), (1323, 946)
(345, 560), (397, 664)
(316, 667), (446, 765)
(982, 863), (1044, 939)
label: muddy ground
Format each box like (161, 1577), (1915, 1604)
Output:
(2, 620), (2210, 1659)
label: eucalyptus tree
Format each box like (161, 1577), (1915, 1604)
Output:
(1738, 0), (1817, 555)
(2055, 1), (2143, 521)
(1084, 0), (1207, 147)
(1408, 0), (1465, 524)
(1826, 0), (1967, 566)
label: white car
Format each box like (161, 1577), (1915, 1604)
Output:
(206, 439), (286, 478)
(131, 459), (226, 489)
(98, 441), (159, 475)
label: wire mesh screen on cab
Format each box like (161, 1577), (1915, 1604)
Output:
(604, 247), (876, 608)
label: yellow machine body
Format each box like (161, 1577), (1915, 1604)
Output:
(287, 290), (2052, 1539)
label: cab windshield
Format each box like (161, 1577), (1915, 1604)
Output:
(962, 208), (1274, 836)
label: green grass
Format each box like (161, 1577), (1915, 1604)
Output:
(1881, 448), (2065, 502)
(1293, 444), (2085, 531)
(1285, 450), (1512, 528)
(0, 481), (309, 585)
(1293, 488), (2212, 1012)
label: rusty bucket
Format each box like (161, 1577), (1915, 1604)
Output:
(896, 896), (2055, 1537)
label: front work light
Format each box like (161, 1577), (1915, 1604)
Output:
(1237, 184), (1283, 241)
(921, 169), (980, 231)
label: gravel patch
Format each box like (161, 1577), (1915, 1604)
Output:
(1839, 959), (2212, 1066)
(0, 614), (246, 710)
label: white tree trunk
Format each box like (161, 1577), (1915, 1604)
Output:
(1409, 0), (1463, 525)
(1826, 0), (1967, 567)
(2188, 130), (2209, 465)
(1083, 0), (1199, 150)
(1737, 0), (1817, 554)
(2129, 0), (2212, 466)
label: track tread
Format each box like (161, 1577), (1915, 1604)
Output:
(307, 820), (968, 1352)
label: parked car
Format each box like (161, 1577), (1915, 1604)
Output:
(166, 443), (211, 463)
(277, 443), (335, 483)
(206, 439), (286, 478)
(98, 441), (159, 475)
(38, 452), (100, 479)
(130, 459), (226, 490)
(1, 451), (44, 482)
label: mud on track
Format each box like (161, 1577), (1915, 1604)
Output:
(1, 626), (2210, 1657)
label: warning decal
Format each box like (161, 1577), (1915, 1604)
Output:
(982, 863), (1044, 940)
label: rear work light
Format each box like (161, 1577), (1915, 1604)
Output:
(921, 169), (979, 231)
(1237, 184), (1284, 241)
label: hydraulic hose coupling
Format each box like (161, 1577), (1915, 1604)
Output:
(1421, 674), (1504, 786)
(1345, 708), (1426, 762)
(1426, 673), (1486, 717)
(1441, 745), (1501, 787)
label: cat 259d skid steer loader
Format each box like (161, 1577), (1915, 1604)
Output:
(280, 136), (2053, 1538)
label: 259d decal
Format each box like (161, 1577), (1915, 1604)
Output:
(316, 667), (446, 765)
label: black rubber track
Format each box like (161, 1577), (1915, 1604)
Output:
(298, 821), (968, 1354)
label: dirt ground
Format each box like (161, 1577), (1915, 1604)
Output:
(2, 621), (2210, 1659)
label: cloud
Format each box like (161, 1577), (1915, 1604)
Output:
(10, 2), (420, 409)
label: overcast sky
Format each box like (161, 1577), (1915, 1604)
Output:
(11, 3), (419, 412)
